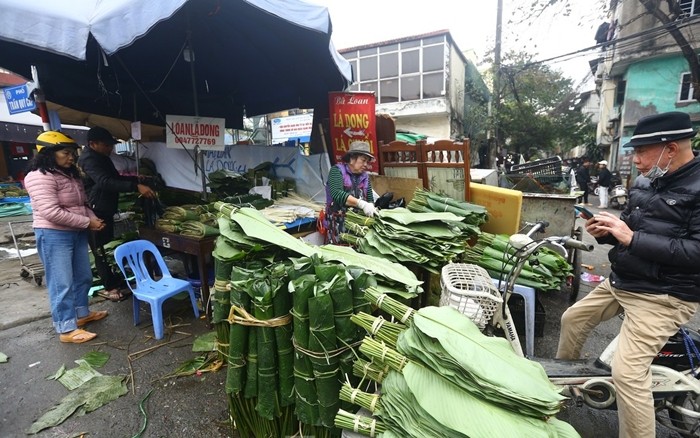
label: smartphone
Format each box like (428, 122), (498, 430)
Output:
(574, 205), (594, 220)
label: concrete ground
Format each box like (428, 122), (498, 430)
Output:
(0, 199), (697, 437)
(0, 220), (231, 438)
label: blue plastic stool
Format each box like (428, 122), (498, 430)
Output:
(492, 278), (536, 357)
(114, 240), (200, 340)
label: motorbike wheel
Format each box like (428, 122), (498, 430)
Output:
(668, 393), (700, 437)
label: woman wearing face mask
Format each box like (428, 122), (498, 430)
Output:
(557, 112), (700, 438)
(24, 131), (107, 344)
(324, 141), (376, 244)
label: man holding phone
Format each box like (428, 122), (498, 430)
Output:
(557, 112), (700, 438)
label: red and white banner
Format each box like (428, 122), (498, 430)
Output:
(328, 91), (377, 172)
(166, 115), (225, 150)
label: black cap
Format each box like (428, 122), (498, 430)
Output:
(623, 112), (697, 148)
(87, 126), (119, 145)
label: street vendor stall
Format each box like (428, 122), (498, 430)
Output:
(0, 0), (353, 138)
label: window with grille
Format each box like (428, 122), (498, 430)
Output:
(341, 36), (447, 104)
(679, 0), (700, 16)
(679, 72), (695, 102)
(615, 79), (626, 106)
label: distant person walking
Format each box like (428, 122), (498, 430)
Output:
(24, 131), (107, 344)
(597, 160), (612, 208)
(575, 158), (592, 205)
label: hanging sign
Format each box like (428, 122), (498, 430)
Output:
(328, 91), (377, 172)
(271, 113), (313, 144)
(165, 115), (226, 150)
(3, 84), (36, 115)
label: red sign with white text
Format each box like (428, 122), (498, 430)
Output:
(328, 91), (377, 172)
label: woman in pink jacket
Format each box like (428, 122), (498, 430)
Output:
(24, 132), (108, 343)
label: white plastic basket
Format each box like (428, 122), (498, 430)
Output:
(440, 263), (503, 329)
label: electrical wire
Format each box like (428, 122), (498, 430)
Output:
(523, 15), (700, 71)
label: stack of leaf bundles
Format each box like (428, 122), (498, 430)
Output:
(207, 168), (252, 196)
(334, 288), (580, 438)
(288, 256), (375, 430)
(407, 187), (488, 232)
(464, 232), (572, 291)
(155, 205), (217, 237)
(341, 207), (476, 274)
(224, 261), (296, 437)
(222, 193), (274, 210)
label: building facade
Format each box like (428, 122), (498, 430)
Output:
(593, 0), (700, 179)
(338, 30), (489, 155)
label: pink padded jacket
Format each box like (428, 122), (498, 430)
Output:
(24, 170), (96, 231)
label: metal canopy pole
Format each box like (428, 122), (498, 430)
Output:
(185, 14), (208, 201)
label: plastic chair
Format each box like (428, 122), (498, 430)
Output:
(114, 240), (200, 340)
(492, 278), (536, 357)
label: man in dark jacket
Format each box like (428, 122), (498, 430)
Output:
(78, 126), (156, 301)
(575, 158), (592, 205)
(557, 112), (700, 438)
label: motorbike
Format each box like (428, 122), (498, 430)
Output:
(588, 175), (599, 195)
(486, 222), (700, 437)
(609, 184), (628, 210)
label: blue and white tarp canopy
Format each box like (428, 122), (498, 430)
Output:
(0, 0), (353, 132)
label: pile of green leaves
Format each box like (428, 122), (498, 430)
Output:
(212, 203), (422, 294)
(407, 187), (488, 232)
(222, 193), (274, 210)
(464, 232), (572, 291)
(341, 207), (477, 274)
(207, 169), (252, 196)
(336, 293), (579, 437)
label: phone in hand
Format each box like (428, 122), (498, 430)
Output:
(574, 205), (594, 220)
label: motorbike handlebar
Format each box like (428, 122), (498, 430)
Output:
(560, 236), (594, 252)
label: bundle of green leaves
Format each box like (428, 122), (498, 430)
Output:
(336, 295), (580, 437)
(465, 232), (572, 291)
(342, 207), (478, 274)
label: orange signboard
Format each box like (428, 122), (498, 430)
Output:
(328, 91), (377, 172)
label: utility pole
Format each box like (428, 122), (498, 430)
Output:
(489, 0), (503, 168)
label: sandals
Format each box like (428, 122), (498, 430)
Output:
(77, 310), (108, 327)
(59, 329), (97, 344)
(97, 288), (132, 302)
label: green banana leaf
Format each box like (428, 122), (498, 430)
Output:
(406, 307), (565, 415)
(377, 207), (464, 225)
(317, 245), (422, 293)
(27, 376), (128, 435)
(229, 207), (315, 257)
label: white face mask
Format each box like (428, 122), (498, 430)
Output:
(643, 145), (671, 182)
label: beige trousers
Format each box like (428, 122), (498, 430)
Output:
(556, 279), (698, 438)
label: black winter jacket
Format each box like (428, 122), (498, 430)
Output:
(597, 168), (612, 188)
(597, 156), (700, 302)
(78, 146), (138, 219)
(575, 166), (590, 189)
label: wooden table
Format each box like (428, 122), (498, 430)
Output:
(138, 227), (217, 321)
